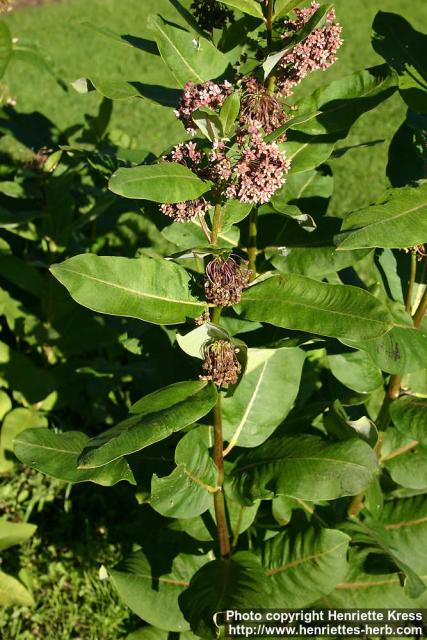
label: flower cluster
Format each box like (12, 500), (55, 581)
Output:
(239, 77), (289, 137)
(175, 80), (233, 134)
(205, 256), (251, 306)
(228, 126), (290, 204)
(159, 143), (209, 222)
(200, 340), (241, 386)
(190, 0), (234, 31)
(276, 2), (343, 97)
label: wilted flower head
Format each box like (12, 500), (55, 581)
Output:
(200, 340), (241, 386)
(229, 126), (290, 204)
(159, 142), (209, 222)
(175, 80), (233, 134)
(276, 2), (343, 97)
(406, 244), (427, 261)
(239, 77), (289, 137)
(205, 255), (251, 306)
(191, 0), (234, 31)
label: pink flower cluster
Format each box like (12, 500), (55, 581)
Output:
(159, 143), (209, 223)
(226, 127), (290, 204)
(175, 80), (233, 134)
(276, 2), (343, 97)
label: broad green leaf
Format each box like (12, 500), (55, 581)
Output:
(373, 12), (427, 114)
(50, 254), (206, 325)
(127, 628), (197, 640)
(148, 15), (229, 87)
(0, 254), (45, 297)
(378, 496), (427, 577)
(0, 521), (36, 552)
(272, 167), (333, 206)
(390, 397), (427, 443)
(324, 403), (378, 448)
(191, 107), (223, 141)
(239, 273), (393, 340)
(0, 21), (12, 79)
(343, 325), (427, 374)
(222, 347), (305, 450)
(280, 136), (335, 174)
(232, 435), (378, 502)
(328, 351), (383, 393)
(262, 528), (350, 607)
(222, 200), (253, 230)
(179, 552), (270, 638)
(72, 76), (181, 106)
(14, 429), (135, 486)
(110, 550), (207, 631)
(0, 571), (35, 607)
(382, 429), (427, 490)
(151, 426), (218, 518)
(78, 380), (217, 468)
(0, 408), (47, 473)
(109, 163), (212, 203)
(0, 342), (55, 406)
(345, 518), (426, 598)
(292, 65), (397, 135)
(322, 550), (427, 607)
(177, 323), (230, 360)
(338, 184), (427, 250)
(271, 246), (370, 278)
(217, 0), (263, 18)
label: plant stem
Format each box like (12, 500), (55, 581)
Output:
(213, 393), (231, 558)
(211, 200), (222, 247)
(413, 288), (427, 328)
(266, 0), (274, 50)
(211, 306), (222, 325)
(247, 207), (258, 280)
(406, 251), (417, 313)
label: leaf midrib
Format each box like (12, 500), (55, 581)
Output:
(53, 266), (205, 308)
(266, 541), (346, 576)
(151, 19), (205, 84)
(235, 454), (371, 474)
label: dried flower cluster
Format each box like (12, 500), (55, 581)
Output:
(190, 0), (234, 31)
(276, 2), (343, 97)
(406, 244), (427, 261)
(205, 256), (251, 306)
(0, 0), (12, 13)
(159, 143), (209, 222)
(239, 77), (289, 137)
(175, 80), (233, 135)
(200, 340), (241, 386)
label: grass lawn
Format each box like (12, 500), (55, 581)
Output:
(5, 0), (427, 213)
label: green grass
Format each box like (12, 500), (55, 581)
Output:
(4, 0), (427, 214)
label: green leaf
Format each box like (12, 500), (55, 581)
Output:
(0, 390), (11, 421)
(151, 426), (218, 518)
(191, 107), (223, 141)
(0, 342), (55, 406)
(0, 521), (36, 552)
(280, 136), (335, 174)
(390, 397), (427, 443)
(0, 408), (47, 473)
(148, 15), (229, 87)
(343, 325), (427, 374)
(382, 429), (427, 490)
(232, 435), (378, 502)
(373, 12), (427, 114)
(322, 550), (427, 607)
(262, 528), (350, 607)
(273, 0), (305, 20)
(217, 0), (263, 18)
(292, 65), (397, 136)
(222, 347), (305, 450)
(0, 20), (12, 80)
(221, 200), (253, 230)
(219, 93), (241, 136)
(0, 571), (35, 607)
(78, 381), (217, 468)
(127, 628), (197, 640)
(50, 254), (206, 325)
(14, 429), (135, 486)
(345, 518), (426, 598)
(109, 163), (212, 203)
(110, 550), (207, 632)
(177, 323), (230, 360)
(162, 219), (240, 249)
(239, 273), (393, 340)
(179, 552), (270, 638)
(337, 183), (427, 250)
(328, 351), (383, 393)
